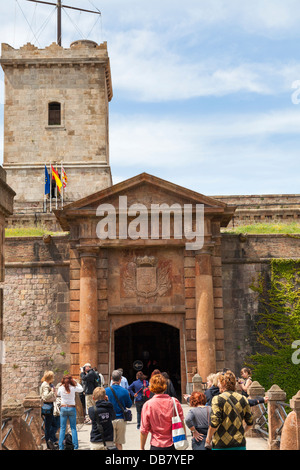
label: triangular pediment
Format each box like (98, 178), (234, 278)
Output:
(54, 173), (235, 230)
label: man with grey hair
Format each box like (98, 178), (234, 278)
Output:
(110, 368), (129, 389)
(105, 370), (132, 450)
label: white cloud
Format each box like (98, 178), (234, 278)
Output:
(107, 26), (300, 102)
(110, 107), (300, 169)
(109, 107), (300, 193)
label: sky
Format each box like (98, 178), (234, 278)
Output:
(0, 0), (300, 196)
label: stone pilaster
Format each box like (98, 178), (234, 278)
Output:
(195, 247), (216, 381)
(23, 391), (43, 449)
(246, 381), (266, 437)
(79, 247), (99, 369)
(266, 384), (286, 450)
(2, 398), (24, 450)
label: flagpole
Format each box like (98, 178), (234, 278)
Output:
(50, 162), (52, 213)
(61, 162), (64, 209)
(55, 163), (58, 210)
(43, 165), (46, 213)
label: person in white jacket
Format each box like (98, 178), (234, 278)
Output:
(57, 374), (83, 450)
(40, 370), (57, 449)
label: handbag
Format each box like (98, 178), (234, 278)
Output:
(93, 405), (118, 451)
(142, 380), (151, 401)
(171, 397), (189, 450)
(41, 402), (53, 415)
(109, 386), (132, 422)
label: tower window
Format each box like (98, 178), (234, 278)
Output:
(48, 102), (61, 126)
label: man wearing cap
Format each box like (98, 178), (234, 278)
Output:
(80, 363), (98, 423)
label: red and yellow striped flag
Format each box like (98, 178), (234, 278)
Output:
(51, 165), (62, 192)
(62, 165), (68, 189)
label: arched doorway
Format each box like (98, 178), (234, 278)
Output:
(114, 322), (181, 400)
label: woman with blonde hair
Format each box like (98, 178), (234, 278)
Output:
(205, 373), (220, 406)
(140, 374), (186, 450)
(57, 374), (83, 450)
(40, 371), (57, 449)
(88, 387), (116, 450)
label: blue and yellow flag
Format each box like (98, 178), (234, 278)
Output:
(45, 165), (50, 195)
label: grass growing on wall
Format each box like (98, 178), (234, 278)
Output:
(5, 226), (68, 237)
(222, 221), (300, 234)
(247, 259), (300, 399)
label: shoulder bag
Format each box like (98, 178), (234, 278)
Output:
(109, 386), (132, 422)
(172, 397), (189, 450)
(224, 392), (243, 426)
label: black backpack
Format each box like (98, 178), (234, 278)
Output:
(63, 433), (74, 450)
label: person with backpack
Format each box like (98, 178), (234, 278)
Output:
(88, 387), (116, 450)
(128, 371), (149, 430)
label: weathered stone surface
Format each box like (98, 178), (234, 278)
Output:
(0, 41), (112, 204)
(280, 411), (297, 450)
(2, 236), (70, 402)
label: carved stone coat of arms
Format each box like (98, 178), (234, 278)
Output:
(122, 256), (171, 302)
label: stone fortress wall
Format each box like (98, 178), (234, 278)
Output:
(214, 194), (300, 227)
(2, 230), (299, 402)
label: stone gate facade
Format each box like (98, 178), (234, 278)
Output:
(54, 172), (235, 395)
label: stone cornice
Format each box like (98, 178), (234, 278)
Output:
(0, 41), (113, 102)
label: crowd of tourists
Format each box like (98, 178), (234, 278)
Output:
(40, 365), (266, 451)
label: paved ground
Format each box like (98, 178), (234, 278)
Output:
(77, 404), (268, 451)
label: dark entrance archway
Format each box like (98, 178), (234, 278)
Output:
(114, 322), (181, 400)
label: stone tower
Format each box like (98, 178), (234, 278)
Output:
(0, 40), (113, 218)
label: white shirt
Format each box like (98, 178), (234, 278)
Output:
(57, 383), (83, 406)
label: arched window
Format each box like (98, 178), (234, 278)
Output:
(48, 102), (61, 126)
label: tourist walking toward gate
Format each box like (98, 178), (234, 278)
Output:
(57, 374), (83, 450)
(161, 372), (177, 398)
(105, 370), (132, 450)
(140, 373), (186, 450)
(185, 391), (211, 450)
(110, 368), (129, 389)
(40, 370), (57, 449)
(205, 370), (253, 450)
(128, 371), (149, 429)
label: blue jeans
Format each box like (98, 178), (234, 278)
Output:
(59, 406), (78, 450)
(50, 415), (60, 443)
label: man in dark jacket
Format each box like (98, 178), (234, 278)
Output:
(80, 363), (98, 423)
(88, 387), (116, 450)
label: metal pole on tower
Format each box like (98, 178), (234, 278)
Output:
(55, 163), (58, 210)
(49, 163), (52, 213)
(57, 0), (62, 46)
(61, 162), (64, 209)
(25, 1), (101, 46)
